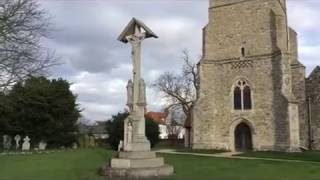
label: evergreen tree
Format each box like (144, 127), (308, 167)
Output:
(6, 77), (80, 147)
(0, 92), (12, 137)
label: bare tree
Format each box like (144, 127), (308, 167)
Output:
(0, 0), (57, 91)
(165, 106), (185, 144)
(152, 50), (199, 147)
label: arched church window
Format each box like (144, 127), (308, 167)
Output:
(234, 87), (242, 110)
(243, 86), (252, 109)
(233, 79), (252, 110)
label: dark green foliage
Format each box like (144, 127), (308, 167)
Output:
(145, 116), (160, 148)
(106, 111), (160, 150)
(0, 92), (12, 137)
(1, 76), (80, 147)
(106, 111), (128, 150)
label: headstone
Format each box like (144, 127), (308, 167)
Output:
(78, 136), (84, 148)
(84, 134), (90, 148)
(3, 135), (8, 149)
(39, 141), (47, 150)
(3, 135), (12, 150)
(72, 143), (78, 149)
(14, 135), (21, 150)
(22, 136), (30, 151)
(89, 136), (95, 147)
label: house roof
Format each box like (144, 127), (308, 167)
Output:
(90, 121), (107, 134)
(145, 112), (167, 125)
(118, 17), (158, 43)
(78, 121), (107, 135)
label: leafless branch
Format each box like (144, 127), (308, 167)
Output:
(152, 50), (199, 128)
(0, 0), (58, 92)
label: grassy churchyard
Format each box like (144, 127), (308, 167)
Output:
(1, 148), (320, 180)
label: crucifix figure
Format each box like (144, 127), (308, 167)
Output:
(118, 18), (158, 152)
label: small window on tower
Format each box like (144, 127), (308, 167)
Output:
(241, 47), (245, 57)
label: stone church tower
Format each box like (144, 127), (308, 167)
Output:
(306, 66), (320, 150)
(192, 0), (309, 151)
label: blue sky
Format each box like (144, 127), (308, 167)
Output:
(40, 0), (320, 121)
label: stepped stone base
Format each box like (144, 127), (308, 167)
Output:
(99, 151), (174, 179)
(111, 157), (164, 169)
(118, 151), (156, 159)
(100, 164), (174, 179)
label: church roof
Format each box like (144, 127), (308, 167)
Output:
(308, 66), (320, 79)
(118, 17), (158, 43)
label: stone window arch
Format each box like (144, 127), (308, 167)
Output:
(233, 79), (252, 110)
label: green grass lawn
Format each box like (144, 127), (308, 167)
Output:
(0, 148), (112, 180)
(236, 151), (320, 162)
(161, 153), (320, 180)
(0, 148), (320, 180)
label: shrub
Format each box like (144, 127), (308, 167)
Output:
(106, 111), (160, 150)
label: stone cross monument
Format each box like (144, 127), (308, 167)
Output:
(119, 18), (153, 152)
(100, 18), (174, 178)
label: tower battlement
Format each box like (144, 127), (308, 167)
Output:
(210, 0), (248, 8)
(210, 0), (286, 9)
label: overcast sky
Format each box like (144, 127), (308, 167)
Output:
(40, 0), (320, 122)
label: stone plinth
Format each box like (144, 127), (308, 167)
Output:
(100, 164), (174, 179)
(100, 151), (174, 178)
(118, 151), (156, 159)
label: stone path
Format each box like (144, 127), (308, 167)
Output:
(155, 149), (320, 164)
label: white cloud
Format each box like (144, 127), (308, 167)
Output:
(41, 0), (320, 122)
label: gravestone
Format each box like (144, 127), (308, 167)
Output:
(78, 136), (85, 148)
(84, 134), (90, 148)
(22, 136), (31, 151)
(14, 135), (21, 150)
(100, 18), (174, 178)
(39, 141), (47, 150)
(3, 135), (12, 150)
(89, 136), (95, 147)
(72, 143), (78, 149)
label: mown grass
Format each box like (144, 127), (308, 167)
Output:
(236, 151), (320, 162)
(160, 153), (320, 180)
(0, 148), (111, 180)
(0, 148), (320, 180)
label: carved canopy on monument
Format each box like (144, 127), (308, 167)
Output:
(118, 17), (158, 43)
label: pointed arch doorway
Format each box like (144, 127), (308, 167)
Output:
(234, 123), (253, 152)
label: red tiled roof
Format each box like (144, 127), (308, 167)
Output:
(145, 111), (168, 124)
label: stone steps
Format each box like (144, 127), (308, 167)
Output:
(100, 164), (174, 178)
(118, 151), (156, 159)
(111, 157), (164, 169)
